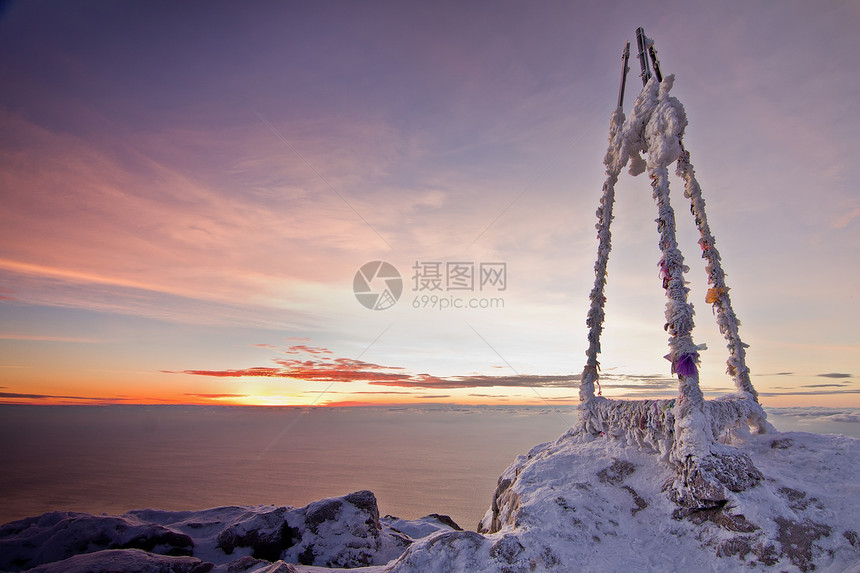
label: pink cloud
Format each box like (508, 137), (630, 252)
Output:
(284, 345), (333, 355)
(833, 207), (860, 229)
(0, 110), (402, 323)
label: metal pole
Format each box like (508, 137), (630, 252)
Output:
(635, 27), (651, 85)
(617, 42), (631, 108)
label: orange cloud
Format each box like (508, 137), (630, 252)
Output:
(183, 393), (249, 399)
(169, 344), (584, 389)
(167, 344), (860, 404)
(0, 391), (128, 404)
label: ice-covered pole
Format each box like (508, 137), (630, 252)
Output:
(578, 44), (631, 429)
(675, 150), (759, 401)
(629, 76), (713, 466)
(578, 115), (622, 404)
(626, 75), (763, 506)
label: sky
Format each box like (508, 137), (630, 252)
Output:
(0, 0), (858, 408)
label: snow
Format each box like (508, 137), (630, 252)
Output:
(0, 491), (455, 572)
(2, 428), (856, 572)
(21, 549), (216, 573)
(381, 516), (462, 540)
(469, 429), (860, 573)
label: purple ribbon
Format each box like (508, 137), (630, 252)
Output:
(672, 354), (698, 378)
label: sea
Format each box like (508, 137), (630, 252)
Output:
(1, 404), (858, 531)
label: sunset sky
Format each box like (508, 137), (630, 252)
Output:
(1, 1), (858, 408)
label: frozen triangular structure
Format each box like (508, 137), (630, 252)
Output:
(578, 29), (772, 510)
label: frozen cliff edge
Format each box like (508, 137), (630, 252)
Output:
(1, 430), (858, 572)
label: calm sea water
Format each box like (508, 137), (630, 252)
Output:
(0, 405), (857, 531)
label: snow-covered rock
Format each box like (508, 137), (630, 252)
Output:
(407, 429), (858, 573)
(0, 511), (194, 571)
(0, 491), (456, 572)
(277, 490), (410, 567)
(381, 514), (462, 540)
(21, 549), (216, 573)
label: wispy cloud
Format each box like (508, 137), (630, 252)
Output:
(766, 406), (860, 424)
(350, 391), (417, 395)
(0, 333), (108, 343)
(284, 345), (333, 355)
(183, 393), (249, 399)
(0, 391), (118, 402)
(171, 367), (288, 379)
(832, 207), (860, 229)
(759, 389), (860, 397)
(319, 400), (384, 408)
(0, 258), (194, 300)
(0, 110), (405, 325)
(172, 361), (583, 389)
(817, 373), (852, 379)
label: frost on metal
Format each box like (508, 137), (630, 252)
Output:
(578, 56), (771, 510)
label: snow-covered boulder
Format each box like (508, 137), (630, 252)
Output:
(0, 511), (194, 571)
(21, 548), (215, 573)
(385, 429), (860, 573)
(212, 490), (414, 567)
(277, 490), (411, 567)
(381, 514), (462, 540)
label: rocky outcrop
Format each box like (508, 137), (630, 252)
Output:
(0, 492), (458, 572)
(0, 512), (194, 571)
(466, 430), (860, 573)
(21, 549), (214, 573)
(273, 490), (410, 567)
